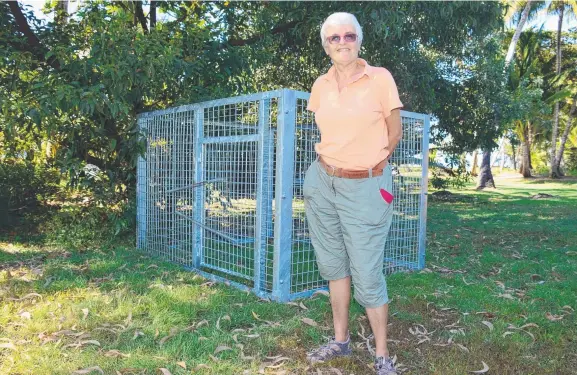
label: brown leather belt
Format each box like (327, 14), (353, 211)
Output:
(318, 157), (387, 179)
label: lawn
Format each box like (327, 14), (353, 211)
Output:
(1, 175), (576, 375)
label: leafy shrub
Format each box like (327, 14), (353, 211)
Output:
(41, 198), (135, 250)
(0, 159), (61, 226)
(0, 159), (61, 208)
(429, 164), (472, 190)
(564, 147), (577, 176)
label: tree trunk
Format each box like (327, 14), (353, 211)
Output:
(550, 7), (564, 178)
(477, 151), (496, 189)
(511, 141), (517, 171)
(528, 124), (533, 169)
(471, 150), (479, 176)
(150, 1), (157, 30)
(500, 140), (507, 172)
(134, 1), (149, 33)
(505, 1), (532, 67)
(554, 97), (577, 173)
(520, 126), (532, 178)
(55, 0), (68, 25)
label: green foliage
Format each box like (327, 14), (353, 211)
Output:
(565, 147), (577, 175)
(0, 158), (60, 212)
(41, 198), (135, 250)
(429, 164), (473, 191)
(0, 1), (506, 202)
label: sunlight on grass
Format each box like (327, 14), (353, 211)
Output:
(1, 175), (576, 374)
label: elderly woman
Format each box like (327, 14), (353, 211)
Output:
(304, 12), (403, 375)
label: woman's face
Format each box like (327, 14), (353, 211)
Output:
(323, 24), (360, 65)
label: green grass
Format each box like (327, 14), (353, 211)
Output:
(1, 176), (576, 374)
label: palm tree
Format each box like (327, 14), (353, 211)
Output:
(548, 0), (577, 177)
(510, 30), (546, 177)
(477, 0), (545, 188)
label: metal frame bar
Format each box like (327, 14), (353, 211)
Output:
(272, 89), (296, 302)
(254, 98), (272, 293)
(183, 266), (272, 300)
(136, 118), (148, 249)
(202, 134), (260, 144)
(137, 90), (282, 119)
(418, 115), (430, 269)
(192, 109), (205, 269)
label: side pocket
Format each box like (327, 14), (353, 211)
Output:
(303, 161), (318, 199)
(377, 165), (394, 205)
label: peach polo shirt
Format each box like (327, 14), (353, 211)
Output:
(307, 58), (403, 170)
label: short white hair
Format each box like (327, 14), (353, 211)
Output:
(320, 12), (363, 47)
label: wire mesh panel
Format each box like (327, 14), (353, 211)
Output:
(290, 96), (324, 297)
(386, 114), (429, 273)
(288, 91), (430, 299)
(137, 89), (429, 302)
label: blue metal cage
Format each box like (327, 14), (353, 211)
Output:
(136, 89), (430, 302)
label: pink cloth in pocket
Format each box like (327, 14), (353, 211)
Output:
(379, 188), (394, 204)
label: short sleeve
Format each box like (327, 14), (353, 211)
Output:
(307, 79), (322, 112)
(377, 70), (403, 118)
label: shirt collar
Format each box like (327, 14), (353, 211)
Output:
(324, 58), (373, 83)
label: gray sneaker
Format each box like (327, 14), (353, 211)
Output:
(306, 336), (352, 364)
(374, 356), (397, 375)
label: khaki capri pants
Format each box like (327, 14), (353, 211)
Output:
(303, 159), (394, 308)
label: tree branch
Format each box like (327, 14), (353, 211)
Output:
(8, 1), (61, 70)
(134, 1), (149, 34)
(150, 1), (157, 29)
(219, 20), (299, 50)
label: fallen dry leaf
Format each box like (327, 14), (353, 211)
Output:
(125, 312), (132, 326)
(469, 361), (489, 373)
(546, 312), (564, 321)
(82, 308), (89, 320)
(311, 290), (330, 298)
(7, 293), (43, 301)
(104, 350), (130, 358)
(301, 318), (318, 327)
(157, 369), (171, 375)
(19, 311), (31, 320)
(216, 315), (231, 331)
(159, 327), (179, 346)
(481, 321), (494, 331)
(176, 361), (186, 369)
(456, 343), (469, 353)
(252, 311), (262, 321)
(193, 364), (210, 371)
(80, 340), (101, 347)
(214, 345), (232, 355)
(0, 342), (16, 350)
(72, 367), (104, 375)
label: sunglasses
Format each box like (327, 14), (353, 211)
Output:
(326, 33), (358, 45)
